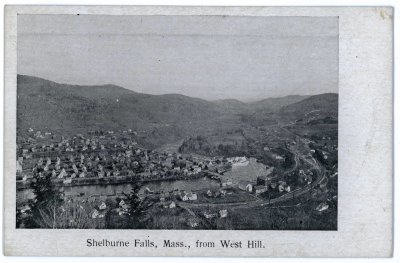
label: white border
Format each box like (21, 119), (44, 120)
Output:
(1, 1), (395, 261)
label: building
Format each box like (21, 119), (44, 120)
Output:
(203, 211), (218, 219)
(92, 209), (99, 219)
(187, 192), (197, 201)
(316, 202), (329, 212)
(238, 180), (253, 192)
(254, 185), (268, 195)
(278, 181), (291, 192)
(16, 159), (23, 173)
(192, 166), (201, 174)
(220, 178), (233, 187)
(119, 200), (129, 210)
(278, 182), (286, 192)
(188, 218), (199, 228)
(180, 192), (189, 201)
(180, 191), (197, 201)
(219, 209), (228, 218)
(58, 169), (67, 179)
(99, 202), (107, 210)
(63, 177), (72, 184)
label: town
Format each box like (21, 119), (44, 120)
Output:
(16, 122), (338, 230)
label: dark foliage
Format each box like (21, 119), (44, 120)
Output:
(123, 182), (146, 228)
(24, 166), (61, 228)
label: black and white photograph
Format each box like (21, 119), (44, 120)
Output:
(2, 4), (395, 257)
(15, 14), (339, 230)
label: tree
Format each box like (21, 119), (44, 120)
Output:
(124, 182), (146, 228)
(32, 171), (59, 204)
(25, 166), (61, 228)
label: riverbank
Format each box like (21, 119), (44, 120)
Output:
(16, 171), (210, 190)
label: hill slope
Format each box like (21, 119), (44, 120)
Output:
(278, 93), (338, 123)
(17, 75), (230, 146)
(249, 95), (310, 112)
(17, 75), (338, 147)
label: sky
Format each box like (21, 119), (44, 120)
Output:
(18, 15), (338, 101)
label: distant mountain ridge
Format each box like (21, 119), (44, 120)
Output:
(17, 75), (338, 147)
(278, 93), (338, 121)
(250, 95), (310, 112)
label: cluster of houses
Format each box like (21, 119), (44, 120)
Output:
(89, 198), (130, 219)
(16, 129), (233, 185)
(17, 129), (322, 228)
(155, 189), (230, 223)
(298, 169), (313, 184)
(179, 191), (198, 201)
(206, 189), (228, 198)
(203, 209), (228, 219)
(309, 135), (338, 159)
(157, 190), (197, 207)
(91, 201), (108, 219)
(231, 173), (293, 196)
(187, 218), (199, 228)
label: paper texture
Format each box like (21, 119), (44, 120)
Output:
(4, 6), (393, 257)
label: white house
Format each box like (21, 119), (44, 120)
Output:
(193, 166), (201, 174)
(58, 169), (67, 179)
(238, 180), (253, 192)
(16, 160), (23, 173)
(99, 202), (107, 210)
(188, 193), (197, 201)
(63, 177), (72, 184)
(203, 211), (218, 219)
(92, 209), (100, 219)
(188, 218), (199, 228)
(220, 178), (233, 187)
(316, 203), (329, 212)
(254, 185), (268, 195)
(219, 209), (228, 218)
(180, 192), (198, 201)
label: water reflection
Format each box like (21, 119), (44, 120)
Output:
(17, 176), (220, 202)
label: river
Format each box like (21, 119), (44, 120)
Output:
(17, 176), (220, 203)
(17, 157), (271, 203)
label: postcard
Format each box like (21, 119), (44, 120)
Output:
(3, 5), (393, 257)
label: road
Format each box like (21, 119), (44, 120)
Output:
(178, 170), (324, 210)
(179, 125), (326, 211)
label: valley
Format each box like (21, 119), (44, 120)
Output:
(16, 75), (338, 230)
